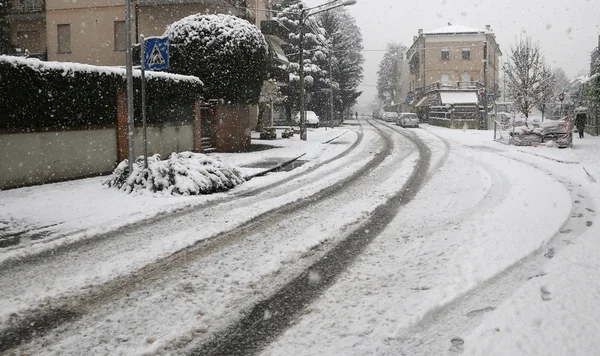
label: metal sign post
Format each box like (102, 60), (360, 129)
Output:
(140, 36), (169, 169)
(140, 35), (148, 169)
(125, 0), (134, 173)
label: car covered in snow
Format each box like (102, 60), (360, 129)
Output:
(397, 113), (419, 128)
(294, 111), (320, 128)
(382, 112), (399, 122)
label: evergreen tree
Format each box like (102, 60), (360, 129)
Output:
(275, 1), (332, 119)
(317, 8), (364, 119)
(376, 43), (405, 109)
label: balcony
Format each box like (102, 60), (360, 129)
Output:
(10, 0), (45, 13)
(7, 0), (45, 21)
(422, 81), (484, 93)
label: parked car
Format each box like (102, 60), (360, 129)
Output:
(382, 112), (399, 122)
(294, 111), (320, 128)
(397, 113), (419, 128)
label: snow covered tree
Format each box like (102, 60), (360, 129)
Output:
(165, 14), (269, 105)
(377, 43), (406, 109)
(553, 68), (571, 96)
(274, 1), (332, 119)
(537, 65), (555, 121)
(0, 0), (14, 54)
(504, 37), (553, 119)
(317, 8), (364, 118)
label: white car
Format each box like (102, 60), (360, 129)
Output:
(382, 112), (399, 122)
(294, 111), (320, 128)
(397, 113), (419, 128)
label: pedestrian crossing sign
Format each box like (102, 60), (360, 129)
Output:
(143, 36), (169, 70)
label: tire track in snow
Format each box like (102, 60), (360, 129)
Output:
(0, 121), (386, 354)
(190, 120), (431, 356)
(0, 124), (365, 262)
(384, 141), (595, 356)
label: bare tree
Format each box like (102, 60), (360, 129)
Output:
(553, 68), (571, 96)
(538, 65), (556, 121)
(504, 37), (552, 121)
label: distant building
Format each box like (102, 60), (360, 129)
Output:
(405, 23), (502, 129)
(5, 0), (272, 66)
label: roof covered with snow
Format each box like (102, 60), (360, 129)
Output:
(424, 24), (489, 35)
(440, 91), (479, 104)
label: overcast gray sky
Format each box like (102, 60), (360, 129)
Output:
(304, 0), (600, 107)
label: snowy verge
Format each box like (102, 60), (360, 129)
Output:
(0, 128), (356, 260)
(104, 152), (246, 195)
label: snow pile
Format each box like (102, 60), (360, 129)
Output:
(105, 152), (246, 195)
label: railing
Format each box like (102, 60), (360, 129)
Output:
(420, 81), (484, 93)
(11, 0), (45, 12)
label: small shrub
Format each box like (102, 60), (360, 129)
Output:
(105, 152), (246, 195)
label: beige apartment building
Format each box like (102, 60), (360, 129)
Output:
(406, 23), (502, 102)
(6, 0), (272, 66)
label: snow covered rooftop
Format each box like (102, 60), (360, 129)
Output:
(424, 24), (489, 35)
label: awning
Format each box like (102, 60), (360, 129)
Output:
(440, 92), (478, 105)
(265, 35), (289, 65)
(415, 96), (429, 107)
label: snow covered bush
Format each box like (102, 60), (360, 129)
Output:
(105, 152), (246, 195)
(165, 14), (268, 105)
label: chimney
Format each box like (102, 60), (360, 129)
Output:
(418, 29), (423, 36)
(486, 24), (491, 31)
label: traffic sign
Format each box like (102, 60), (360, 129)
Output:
(478, 88), (485, 96)
(558, 92), (565, 102)
(143, 36), (169, 70)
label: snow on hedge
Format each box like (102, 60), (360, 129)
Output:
(105, 152), (246, 195)
(0, 55), (203, 85)
(165, 14), (267, 55)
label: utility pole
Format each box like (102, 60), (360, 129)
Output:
(298, 9), (307, 140)
(125, 0), (135, 172)
(329, 39), (334, 128)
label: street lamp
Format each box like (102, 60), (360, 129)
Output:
(298, 0), (357, 141)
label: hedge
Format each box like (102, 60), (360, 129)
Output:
(0, 55), (203, 131)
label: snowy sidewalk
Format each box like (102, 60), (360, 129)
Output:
(0, 127), (355, 255)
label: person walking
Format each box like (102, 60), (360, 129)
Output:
(574, 113), (587, 139)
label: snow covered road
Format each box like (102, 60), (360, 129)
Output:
(1, 120), (423, 355)
(261, 125), (578, 356)
(2, 121), (598, 356)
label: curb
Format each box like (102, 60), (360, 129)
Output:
(247, 153), (308, 179)
(322, 130), (349, 144)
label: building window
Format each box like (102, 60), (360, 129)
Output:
(57, 24), (71, 53)
(441, 48), (450, 60)
(114, 21), (127, 51)
(462, 48), (471, 60)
